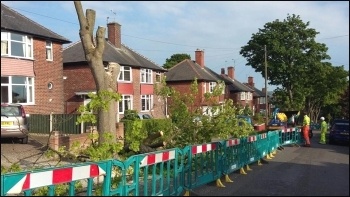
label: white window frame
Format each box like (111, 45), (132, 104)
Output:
(118, 66), (132, 82)
(1, 76), (35, 104)
(209, 82), (216, 93)
(1, 32), (33, 59)
(203, 82), (207, 93)
(46, 41), (53, 61)
(259, 97), (265, 104)
(140, 68), (153, 83)
(155, 71), (161, 83)
(240, 92), (245, 100)
(141, 95), (153, 112)
(119, 95), (133, 114)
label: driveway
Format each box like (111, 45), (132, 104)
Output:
(1, 134), (69, 171)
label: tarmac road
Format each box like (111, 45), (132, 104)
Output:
(191, 130), (349, 196)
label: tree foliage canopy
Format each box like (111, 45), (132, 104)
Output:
(240, 14), (330, 106)
(163, 53), (191, 69)
(240, 14), (349, 121)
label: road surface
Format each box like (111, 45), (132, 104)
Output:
(192, 130), (349, 196)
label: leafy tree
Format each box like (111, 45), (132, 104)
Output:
(74, 1), (121, 143)
(339, 84), (349, 119)
(155, 78), (253, 148)
(240, 14), (330, 108)
(304, 63), (348, 122)
(163, 53), (191, 69)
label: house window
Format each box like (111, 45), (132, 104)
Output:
(1, 76), (34, 104)
(155, 71), (161, 83)
(240, 92), (245, 100)
(119, 95), (132, 113)
(209, 82), (216, 93)
(249, 92), (253, 100)
(141, 68), (152, 83)
(46, 41), (53, 61)
(260, 97), (266, 104)
(1, 32), (33, 58)
(118, 66), (131, 82)
(141, 95), (153, 111)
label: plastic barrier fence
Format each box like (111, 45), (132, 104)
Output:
(182, 142), (222, 193)
(1, 161), (110, 196)
(120, 148), (184, 196)
(1, 128), (302, 196)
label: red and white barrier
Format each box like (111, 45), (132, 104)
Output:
(140, 150), (176, 167)
(226, 138), (240, 147)
(7, 164), (105, 194)
(247, 136), (257, 142)
(191, 143), (217, 155)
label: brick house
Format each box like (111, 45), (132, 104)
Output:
(62, 22), (167, 119)
(243, 76), (265, 115)
(165, 49), (227, 116)
(220, 67), (255, 111)
(1, 3), (71, 114)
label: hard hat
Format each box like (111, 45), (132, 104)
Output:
(320, 117), (325, 120)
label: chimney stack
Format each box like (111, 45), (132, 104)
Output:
(248, 76), (255, 87)
(107, 22), (121, 48)
(221, 68), (225, 75)
(227, 66), (235, 79)
(195, 49), (205, 68)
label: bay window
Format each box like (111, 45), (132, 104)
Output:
(1, 76), (34, 104)
(141, 95), (153, 111)
(119, 95), (132, 113)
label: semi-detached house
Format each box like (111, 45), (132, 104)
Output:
(63, 22), (167, 119)
(1, 3), (71, 114)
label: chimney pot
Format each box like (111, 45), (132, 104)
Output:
(227, 66), (235, 79)
(195, 49), (205, 68)
(107, 22), (121, 48)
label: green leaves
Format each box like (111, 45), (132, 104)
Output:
(163, 53), (191, 69)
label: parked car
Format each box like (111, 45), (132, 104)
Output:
(138, 113), (152, 120)
(329, 118), (349, 128)
(328, 122), (349, 145)
(1, 103), (29, 144)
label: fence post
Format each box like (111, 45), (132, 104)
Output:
(81, 121), (84, 134)
(50, 112), (53, 132)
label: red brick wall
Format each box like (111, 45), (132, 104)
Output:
(24, 39), (65, 114)
(63, 63), (96, 113)
(63, 63), (166, 119)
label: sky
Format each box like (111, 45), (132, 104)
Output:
(2, 1), (349, 91)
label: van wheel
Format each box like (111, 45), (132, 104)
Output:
(21, 136), (28, 144)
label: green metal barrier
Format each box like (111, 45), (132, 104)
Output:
(1, 129), (299, 196)
(103, 159), (127, 196)
(240, 135), (260, 167)
(182, 142), (223, 194)
(220, 138), (243, 176)
(1, 161), (111, 196)
(279, 127), (301, 147)
(268, 130), (280, 157)
(121, 148), (184, 196)
(256, 132), (270, 160)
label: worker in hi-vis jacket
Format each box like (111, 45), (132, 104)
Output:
(303, 113), (311, 147)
